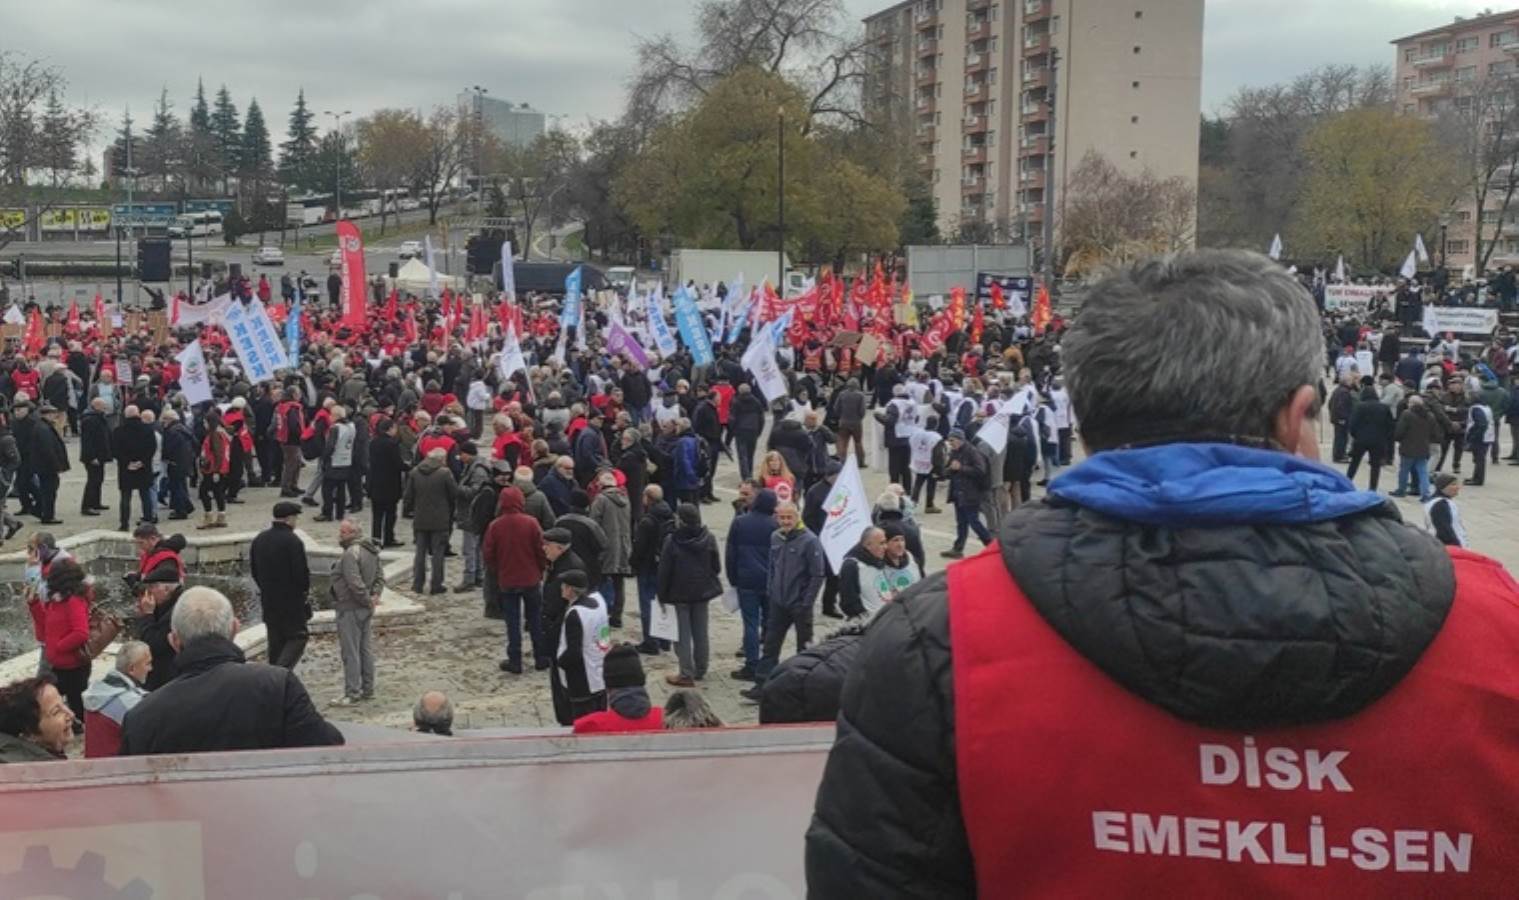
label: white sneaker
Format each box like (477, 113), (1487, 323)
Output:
(330, 695), (358, 707)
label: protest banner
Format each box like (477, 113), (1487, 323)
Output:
(674, 285), (714, 366)
(222, 299), (290, 383)
(500, 240), (516, 299)
(175, 340), (213, 405)
(1324, 284), (1394, 314)
(498, 325), (528, 382)
(606, 320), (651, 369)
(741, 324), (789, 402)
(1422, 306), (1500, 336)
(646, 287), (678, 357)
(561, 266), (583, 329)
(818, 456), (871, 571)
(336, 221), (367, 330)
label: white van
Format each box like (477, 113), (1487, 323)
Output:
(168, 211), (224, 239)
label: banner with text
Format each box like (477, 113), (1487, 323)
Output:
(1324, 284), (1394, 314)
(1423, 306), (1500, 336)
(336, 220), (367, 329)
(222, 299), (291, 383)
(675, 285), (715, 366)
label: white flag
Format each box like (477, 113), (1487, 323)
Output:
(1333, 255), (1346, 284)
(741, 323), (789, 403)
(500, 241), (516, 300)
(1268, 233), (1283, 261)
(1414, 233), (1430, 265)
(424, 235), (440, 300)
(497, 325), (527, 382)
(3, 306), (24, 325)
(175, 340), (214, 406)
(817, 456), (871, 572)
(1400, 250), (1419, 280)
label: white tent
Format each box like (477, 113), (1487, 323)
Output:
(391, 257), (462, 295)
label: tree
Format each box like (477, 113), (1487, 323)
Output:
(1437, 75), (1519, 274)
(898, 176), (940, 246)
(567, 118), (647, 263)
(309, 130), (357, 213)
(108, 107), (141, 184)
(209, 86), (240, 193)
(278, 89), (319, 192)
(1061, 151), (1198, 277)
(239, 98), (273, 186)
(141, 87), (181, 194)
(181, 79), (218, 194)
(1296, 108), (1456, 271)
(36, 87), (79, 187)
(355, 108), (428, 234)
(414, 106), (467, 224)
(489, 130), (578, 260)
(0, 52), (61, 186)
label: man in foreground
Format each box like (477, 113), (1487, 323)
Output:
(120, 587), (344, 755)
(806, 250), (1519, 894)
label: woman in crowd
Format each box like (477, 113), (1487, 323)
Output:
(27, 557), (92, 731)
(758, 450), (798, 505)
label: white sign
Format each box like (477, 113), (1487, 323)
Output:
(175, 340), (213, 405)
(115, 358), (132, 386)
(974, 399), (1018, 455)
(818, 456), (871, 571)
(1323, 284), (1394, 314)
(741, 325), (789, 403)
(221, 299), (290, 384)
(498, 325), (527, 382)
(1423, 306), (1500, 336)
(3, 306), (23, 325)
(1356, 351), (1376, 381)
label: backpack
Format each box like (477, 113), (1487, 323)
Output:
(301, 420), (326, 461)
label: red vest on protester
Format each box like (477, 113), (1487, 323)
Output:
(948, 546), (1519, 896)
(137, 548), (185, 581)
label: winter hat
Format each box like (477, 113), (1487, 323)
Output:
(560, 570), (589, 591)
(677, 503), (702, 528)
(543, 528), (573, 546)
(881, 521), (908, 543)
(1432, 473), (1459, 496)
(602, 644), (646, 689)
(570, 489), (591, 512)
(948, 429), (967, 441)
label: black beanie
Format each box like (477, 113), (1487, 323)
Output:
(602, 644), (645, 689)
(571, 489), (591, 512)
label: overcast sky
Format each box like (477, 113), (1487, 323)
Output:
(5, 0), (1502, 155)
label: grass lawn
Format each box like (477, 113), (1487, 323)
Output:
(563, 229), (586, 258)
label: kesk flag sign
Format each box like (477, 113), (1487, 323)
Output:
(647, 286), (678, 356)
(222, 299), (291, 383)
(336, 220), (367, 329)
(561, 266), (583, 330)
(286, 284), (303, 361)
(674, 286), (714, 366)
(741, 322), (789, 402)
(606, 320), (651, 370)
(498, 325), (528, 382)
(818, 456), (870, 571)
(175, 340), (214, 405)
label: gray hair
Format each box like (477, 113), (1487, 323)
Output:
(875, 490), (901, 513)
(170, 587), (236, 645)
(1063, 250), (1321, 451)
(115, 640), (151, 674)
(413, 691), (454, 735)
(663, 688), (723, 729)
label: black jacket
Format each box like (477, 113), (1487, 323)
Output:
(804, 494), (1455, 897)
(729, 392), (767, 436)
(80, 408), (112, 464)
(41, 369), (71, 412)
(541, 548), (588, 642)
(367, 433), (405, 504)
(119, 636), (344, 755)
(657, 523), (723, 604)
(249, 522), (312, 630)
(758, 624), (865, 725)
(768, 420), (813, 480)
(162, 422), (197, 475)
(620, 369), (651, 411)
(630, 500), (675, 577)
(133, 584), (185, 691)
(558, 512), (608, 586)
(112, 419), (157, 489)
(1348, 389), (1395, 452)
(27, 420), (68, 475)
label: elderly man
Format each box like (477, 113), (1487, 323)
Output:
(413, 691), (454, 735)
(744, 500), (825, 696)
(330, 519), (383, 706)
(113, 404), (158, 531)
(807, 250), (1519, 896)
(82, 640), (151, 757)
(79, 396), (112, 517)
(119, 588), (343, 755)
(0, 675), (74, 763)
(249, 501), (312, 669)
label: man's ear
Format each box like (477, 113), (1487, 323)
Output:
(1272, 385), (1321, 461)
(168, 632), (181, 653)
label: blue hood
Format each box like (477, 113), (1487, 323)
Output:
(1048, 443), (1388, 528)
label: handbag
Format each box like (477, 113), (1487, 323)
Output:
(77, 604), (121, 665)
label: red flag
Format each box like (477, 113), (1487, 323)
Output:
(384, 290), (398, 323)
(23, 309), (46, 356)
(990, 281), (1005, 310)
(93, 292), (105, 324)
(403, 313), (418, 345)
(468, 302), (487, 342)
(336, 221), (368, 329)
(949, 286), (967, 331)
(66, 300), (80, 332)
(1032, 283), (1052, 334)
(971, 302), (984, 345)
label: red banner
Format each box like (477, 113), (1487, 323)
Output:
(336, 220), (367, 330)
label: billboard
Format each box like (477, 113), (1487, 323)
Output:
(38, 207), (112, 233)
(0, 726), (833, 898)
(111, 203), (178, 227)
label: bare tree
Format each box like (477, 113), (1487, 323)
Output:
(488, 130), (578, 259)
(415, 107), (467, 225)
(1062, 151), (1198, 276)
(1439, 75), (1519, 274)
(355, 109), (428, 235)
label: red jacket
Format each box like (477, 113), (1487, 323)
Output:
(482, 487), (547, 590)
(948, 546), (1519, 895)
(28, 594), (89, 669)
(200, 429), (232, 476)
(573, 707), (664, 734)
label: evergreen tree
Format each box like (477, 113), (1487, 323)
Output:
(142, 87), (182, 193)
(240, 98), (273, 183)
(899, 178), (941, 246)
(108, 107), (141, 183)
(186, 78), (217, 192)
(209, 85), (240, 192)
(278, 89), (318, 192)
(37, 88), (77, 187)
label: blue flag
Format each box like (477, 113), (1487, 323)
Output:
(674, 286), (714, 367)
(561, 266), (582, 329)
(286, 285), (302, 361)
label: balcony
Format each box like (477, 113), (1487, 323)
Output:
(917, 67), (938, 87)
(1022, 66), (1048, 89)
(917, 37), (937, 57)
(1024, 0), (1051, 21)
(1409, 79), (1452, 97)
(1504, 40), (1519, 55)
(915, 7), (937, 29)
(967, 18), (991, 42)
(919, 153), (935, 171)
(1410, 50), (1454, 68)
(1024, 32), (1050, 55)
(1025, 202), (1045, 224)
(916, 124), (936, 143)
(964, 115), (988, 134)
(916, 93), (936, 112)
(1020, 134), (1049, 155)
(963, 145), (988, 164)
(961, 173), (984, 188)
(964, 80), (988, 102)
(1019, 168), (1045, 186)
(1022, 102), (1049, 123)
(967, 0), (991, 9)
(966, 53), (988, 73)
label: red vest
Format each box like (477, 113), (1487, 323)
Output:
(138, 547), (185, 580)
(949, 546), (1519, 895)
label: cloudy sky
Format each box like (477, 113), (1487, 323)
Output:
(5, 0), (1501, 153)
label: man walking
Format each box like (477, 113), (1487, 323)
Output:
(249, 501), (313, 669)
(112, 406), (158, 530)
(939, 429), (993, 560)
(330, 519), (383, 706)
(744, 500), (825, 697)
(725, 488), (777, 681)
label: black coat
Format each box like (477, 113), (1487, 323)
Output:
(79, 408), (112, 464)
(27, 420), (68, 475)
(758, 624), (865, 725)
(656, 523), (723, 604)
(1348, 392), (1395, 453)
(768, 420), (812, 479)
(119, 636), (344, 755)
(112, 419), (157, 489)
(249, 522), (312, 629)
(729, 392), (767, 436)
(41, 370), (71, 412)
(615, 441), (649, 524)
(162, 422), (197, 475)
(948, 441), (989, 508)
(367, 433), (405, 504)
(133, 585), (184, 691)
(620, 369), (651, 411)
(630, 500), (675, 577)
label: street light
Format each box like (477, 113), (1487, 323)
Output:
(467, 87), (487, 212)
(323, 110), (351, 219)
(777, 106), (786, 292)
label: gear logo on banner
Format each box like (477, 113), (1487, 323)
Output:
(0, 846), (153, 899)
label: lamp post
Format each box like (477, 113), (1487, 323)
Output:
(468, 86), (487, 214)
(777, 106), (786, 293)
(323, 109), (351, 219)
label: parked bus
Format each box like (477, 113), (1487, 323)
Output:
(286, 195), (333, 226)
(168, 211), (224, 238)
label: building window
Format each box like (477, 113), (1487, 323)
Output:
(1403, 103), (1415, 114)
(1457, 36), (1479, 53)
(1454, 209), (1473, 223)
(1404, 48), (1417, 62)
(988, 130), (996, 146)
(1490, 60), (1516, 77)
(1492, 29), (1517, 47)
(1456, 66), (1477, 83)
(1447, 239), (1470, 255)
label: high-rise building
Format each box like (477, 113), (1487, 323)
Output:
(457, 93), (547, 149)
(1393, 10), (1519, 274)
(863, 0), (1204, 250)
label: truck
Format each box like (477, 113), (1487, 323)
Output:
(667, 249), (808, 297)
(905, 244), (1032, 299)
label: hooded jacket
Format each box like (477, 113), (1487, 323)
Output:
(630, 500), (675, 577)
(589, 488), (633, 576)
(805, 443), (1464, 897)
(454, 458), (494, 530)
(515, 476), (558, 532)
(83, 669), (148, 758)
(482, 487), (548, 590)
(657, 520), (723, 604)
(403, 454), (458, 532)
(330, 536), (383, 611)
(725, 489), (779, 591)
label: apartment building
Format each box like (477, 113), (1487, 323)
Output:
(1394, 10), (1519, 273)
(863, 0), (1204, 247)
